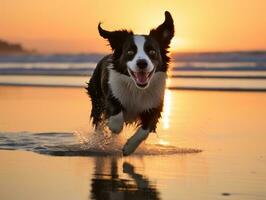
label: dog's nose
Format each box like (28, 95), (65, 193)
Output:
(136, 59), (148, 69)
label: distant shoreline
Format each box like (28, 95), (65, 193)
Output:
(0, 39), (36, 55)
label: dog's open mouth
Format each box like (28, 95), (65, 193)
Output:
(128, 68), (155, 88)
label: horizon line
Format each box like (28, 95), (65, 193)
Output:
(2, 49), (266, 56)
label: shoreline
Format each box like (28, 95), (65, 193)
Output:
(1, 83), (266, 92)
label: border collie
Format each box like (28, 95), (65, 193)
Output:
(87, 11), (174, 155)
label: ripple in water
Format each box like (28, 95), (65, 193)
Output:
(0, 130), (202, 156)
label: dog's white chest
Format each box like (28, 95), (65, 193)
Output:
(108, 69), (166, 122)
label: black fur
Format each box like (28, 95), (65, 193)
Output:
(149, 11), (174, 64)
(140, 104), (163, 132)
(86, 55), (109, 127)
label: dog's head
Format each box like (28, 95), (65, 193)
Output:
(98, 11), (174, 89)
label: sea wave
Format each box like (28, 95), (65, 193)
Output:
(0, 62), (266, 76)
(1, 53), (266, 91)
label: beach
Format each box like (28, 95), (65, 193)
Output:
(0, 85), (266, 200)
(2, 0), (266, 198)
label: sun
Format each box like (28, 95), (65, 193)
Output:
(170, 36), (188, 52)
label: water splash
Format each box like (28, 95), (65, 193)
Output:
(0, 131), (202, 156)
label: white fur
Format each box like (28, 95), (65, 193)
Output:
(123, 127), (149, 155)
(108, 67), (166, 122)
(126, 35), (154, 73)
(108, 112), (124, 133)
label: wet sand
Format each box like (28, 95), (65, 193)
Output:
(0, 86), (266, 200)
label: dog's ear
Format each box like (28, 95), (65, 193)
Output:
(98, 23), (133, 51)
(149, 11), (174, 50)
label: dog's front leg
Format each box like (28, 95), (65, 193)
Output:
(123, 107), (162, 156)
(122, 127), (150, 156)
(108, 112), (124, 134)
(106, 97), (124, 134)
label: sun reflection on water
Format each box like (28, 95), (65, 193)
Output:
(162, 88), (172, 129)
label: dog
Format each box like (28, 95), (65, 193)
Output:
(87, 11), (174, 155)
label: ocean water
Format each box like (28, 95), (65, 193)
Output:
(0, 86), (266, 200)
(0, 52), (266, 90)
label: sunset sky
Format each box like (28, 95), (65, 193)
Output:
(1, 0), (266, 53)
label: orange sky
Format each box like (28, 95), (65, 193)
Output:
(1, 0), (266, 53)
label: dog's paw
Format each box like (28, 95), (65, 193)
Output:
(108, 112), (123, 134)
(122, 128), (149, 156)
(122, 141), (138, 156)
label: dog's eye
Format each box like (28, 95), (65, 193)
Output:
(127, 50), (135, 56)
(148, 50), (156, 56)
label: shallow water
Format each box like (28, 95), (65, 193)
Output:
(0, 86), (266, 200)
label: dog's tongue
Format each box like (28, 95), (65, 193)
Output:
(134, 72), (149, 84)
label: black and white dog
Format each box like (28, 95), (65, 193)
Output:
(87, 11), (174, 155)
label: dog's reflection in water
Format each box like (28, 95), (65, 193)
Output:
(90, 157), (160, 200)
